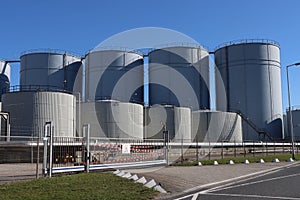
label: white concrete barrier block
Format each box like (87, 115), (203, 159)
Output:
(143, 179), (157, 188)
(122, 172), (132, 178)
(258, 159), (265, 163)
(116, 171), (125, 177)
(287, 158), (294, 162)
(198, 162), (202, 166)
(228, 160), (234, 165)
(113, 169), (120, 174)
(244, 159), (250, 164)
(135, 176), (147, 184)
(273, 158), (280, 163)
(213, 161), (218, 165)
(153, 185), (167, 193)
(129, 174), (139, 181)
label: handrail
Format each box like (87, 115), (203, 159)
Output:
(88, 42), (210, 57)
(21, 48), (83, 58)
(3, 85), (74, 94)
(214, 39), (280, 51)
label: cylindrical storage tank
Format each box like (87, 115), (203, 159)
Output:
(215, 40), (283, 141)
(0, 60), (11, 99)
(81, 100), (143, 139)
(2, 91), (76, 138)
(148, 46), (210, 110)
(85, 50), (144, 104)
(20, 51), (82, 92)
(192, 110), (243, 142)
(144, 105), (191, 142)
(286, 109), (300, 141)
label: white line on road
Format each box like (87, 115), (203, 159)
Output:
(175, 162), (300, 200)
(191, 193), (198, 200)
(204, 192), (300, 200)
(205, 172), (300, 193)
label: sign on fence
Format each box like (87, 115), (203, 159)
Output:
(122, 144), (131, 154)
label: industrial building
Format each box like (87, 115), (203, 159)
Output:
(0, 39), (294, 143)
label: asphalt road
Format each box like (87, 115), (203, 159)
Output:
(175, 163), (300, 200)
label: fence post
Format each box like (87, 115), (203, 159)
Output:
(243, 141), (246, 157)
(221, 140), (224, 159)
(163, 130), (169, 166)
(42, 122), (51, 177)
(253, 141), (255, 157)
(234, 139), (236, 158)
(181, 136), (183, 163)
(83, 124), (90, 173)
(208, 139), (211, 160)
(196, 136), (199, 161)
(265, 141), (268, 156)
(49, 126), (54, 178)
(36, 134), (40, 179)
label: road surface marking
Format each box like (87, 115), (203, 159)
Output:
(204, 193), (300, 200)
(205, 172), (300, 193)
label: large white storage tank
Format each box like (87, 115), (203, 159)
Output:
(0, 60), (11, 99)
(148, 46), (210, 110)
(85, 50), (144, 103)
(81, 100), (143, 139)
(144, 105), (192, 141)
(214, 40), (283, 141)
(2, 91), (76, 138)
(192, 110), (243, 142)
(20, 51), (82, 92)
(286, 109), (300, 141)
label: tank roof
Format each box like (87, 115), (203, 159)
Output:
(214, 39), (280, 51)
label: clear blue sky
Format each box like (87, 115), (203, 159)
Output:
(0, 0), (300, 112)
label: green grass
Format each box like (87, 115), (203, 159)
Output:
(173, 154), (300, 166)
(0, 173), (158, 200)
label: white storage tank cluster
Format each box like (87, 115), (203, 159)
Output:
(2, 91), (76, 137)
(0, 38), (288, 142)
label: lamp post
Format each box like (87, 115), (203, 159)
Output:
(286, 62), (300, 160)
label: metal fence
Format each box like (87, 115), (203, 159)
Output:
(0, 135), (299, 180)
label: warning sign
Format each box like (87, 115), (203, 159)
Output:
(122, 144), (131, 154)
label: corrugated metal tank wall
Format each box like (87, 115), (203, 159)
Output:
(214, 41), (283, 141)
(81, 101), (143, 139)
(2, 91), (76, 137)
(20, 52), (82, 92)
(148, 46), (210, 110)
(0, 60), (10, 99)
(85, 50), (144, 103)
(192, 110), (243, 142)
(144, 105), (191, 141)
(286, 109), (300, 141)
